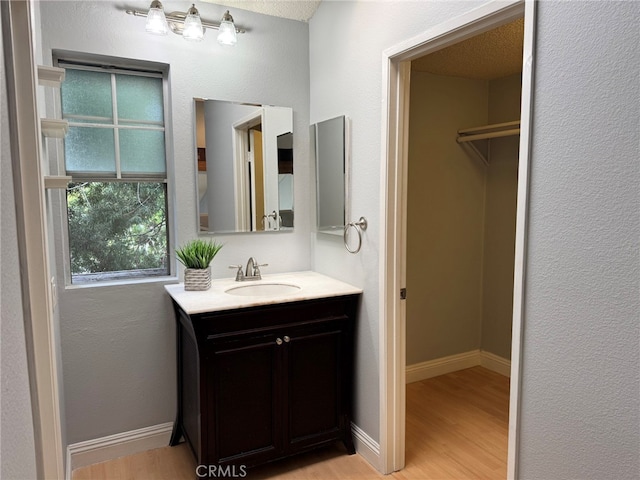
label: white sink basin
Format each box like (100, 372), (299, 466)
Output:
(225, 283), (301, 297)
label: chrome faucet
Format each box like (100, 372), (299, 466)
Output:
(245, 257), (258, 278)
(229, 257), (268, 281)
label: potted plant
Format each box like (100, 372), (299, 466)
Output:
(175, 238), (223, 291)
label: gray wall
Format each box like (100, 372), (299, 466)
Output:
(0, 6), (38, 477)
(518, 1), (639, 477)
(37, 0), (311, 444)
(310, 0), (639, 476)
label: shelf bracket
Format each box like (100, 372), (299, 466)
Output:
(44, 176), (72, 189)
(463, 141), (489, 166)
(37, 65), (65, 87)
(40, 118), (69, 138)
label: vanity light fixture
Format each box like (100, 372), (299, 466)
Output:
(182, 4), (204, 42)
(126, 2), (246, 45)
(145, 0), (169, 35)
(217, 10), (237, 46)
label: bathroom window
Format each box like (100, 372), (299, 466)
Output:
(59, 62), (169, 284)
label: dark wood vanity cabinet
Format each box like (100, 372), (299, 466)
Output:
(168, 294), (359, 469)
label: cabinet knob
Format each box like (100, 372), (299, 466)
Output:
(283, 336), (291, 343)
(276, 338), (283, 345)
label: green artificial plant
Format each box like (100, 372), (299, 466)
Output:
(175, 239), (223, 269)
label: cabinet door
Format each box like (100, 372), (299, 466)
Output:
(206, 333), (283, 466)
(177, 321), (201, 460)
(285, 320), (348, 452)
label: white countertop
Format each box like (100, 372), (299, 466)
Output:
(164, 270), (362, 315)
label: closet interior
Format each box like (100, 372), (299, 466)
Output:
(405, 18), (524, 390)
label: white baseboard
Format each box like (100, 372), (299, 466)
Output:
(66, 422), (383, 477)
(406, 350), (482, 383)
(351, 422), (381, 472)
(480, 350), (512, 377)
(66, 422), (173, 478)
(406, 349), (510, 383)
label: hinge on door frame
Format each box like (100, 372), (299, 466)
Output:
(400, 288), (407, 300)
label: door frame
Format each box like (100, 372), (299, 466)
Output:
(378, 0), (536, 477)
(232, 109), (263, 230)
(2, 0), (65, 478)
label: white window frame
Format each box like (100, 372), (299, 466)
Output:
(52, 55), (175, 286)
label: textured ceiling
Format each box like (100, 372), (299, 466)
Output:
(202, 0), (321, 22)
(412, 18), (525, 80)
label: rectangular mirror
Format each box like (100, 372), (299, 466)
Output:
(315, 115), (347, 234)
(195, 99), (294, 234)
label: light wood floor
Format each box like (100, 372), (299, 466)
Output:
(73, 366), (509, 480)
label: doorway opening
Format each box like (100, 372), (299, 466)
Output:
(404, 16), (523, 478)
(379, 1), (535, 477)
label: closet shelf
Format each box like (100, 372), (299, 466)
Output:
(37, 65), (65, 88)
(456, 120), (520, 166)
(457, 120), (520, 142)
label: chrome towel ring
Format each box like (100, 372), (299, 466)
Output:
(344, 217), (368, 254)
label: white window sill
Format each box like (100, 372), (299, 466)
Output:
(65, 275), (179, 290)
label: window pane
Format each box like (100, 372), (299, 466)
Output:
(61, 69), (113, 122)
(65, 126), (115, 173)
(116, 75), (164, 125)
(119, 129), (166, 174)
(67, 182), (168, 283)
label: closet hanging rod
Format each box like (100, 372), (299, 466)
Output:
(457, 128), (520, 143)
(458, 120), (520, 135)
